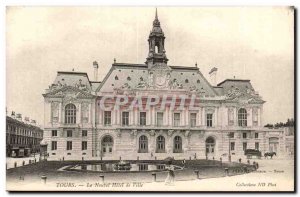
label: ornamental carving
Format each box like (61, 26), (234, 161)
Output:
(115, 129), (121, 137)
(114, 83), (136, 96)
(226, 87), (243, 98)
(228, 108), (234, 125)
(136, 77), (148, 89)
(184, 130), (190, 137)
(130, 130), (137, 138)
(170, 79), (183, 89)
(167, 130), (174, 136)
(252, 107), (258, 126)
(75, 79), (88, 92)
(149, 130), (156, 136)
(225, 86), (264, 104)
(81, 103), (89, 123)
(51, 102), (59, 123)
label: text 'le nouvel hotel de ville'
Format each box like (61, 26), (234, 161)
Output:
(42, 10), (287, 161)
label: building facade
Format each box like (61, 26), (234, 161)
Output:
(43, 11), (287, 160)
(6, 112), (43, 157)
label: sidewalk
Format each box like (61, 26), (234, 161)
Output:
(6, 155), (42, 169)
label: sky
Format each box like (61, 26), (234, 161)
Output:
(6, 7), (294, 126)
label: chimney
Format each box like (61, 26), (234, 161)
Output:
(11, 111), (15, 119)
(209, 67), (218, 86)
(31, 120), (36, 126)
(93, 61), (99, 81)
(16, 113), (22, 122)
(24, 117), (30, 124)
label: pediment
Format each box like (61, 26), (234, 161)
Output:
(225, 86), (264, 104)
(44, 86), (95, 99)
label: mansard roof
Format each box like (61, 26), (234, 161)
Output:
(44, 71), (102, 96)
(54, 71), (92, 90)
(217, 79), (253, 93)
(96, 62), (218, 96)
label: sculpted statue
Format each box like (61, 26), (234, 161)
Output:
(136, 77), (147, 89)
(148, 72), (154, 87)
(121, 83), (131, 90)
(171, 79), (183, 89)
(189, 86), (197, 92)
(226, 87), (242, 98)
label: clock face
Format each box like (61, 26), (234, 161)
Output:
(155, 75), (166, 86)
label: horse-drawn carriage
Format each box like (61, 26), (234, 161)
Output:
(244, 149), (277, 159)
(264, 152), (277, 159)
(244, 149), (262, 159)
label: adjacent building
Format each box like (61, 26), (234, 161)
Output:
(43, 10), (288, 160)
(6, 112), (43, 157)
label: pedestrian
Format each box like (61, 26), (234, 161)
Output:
(165, 163), (175, 186)
(182, 159), (186, 168)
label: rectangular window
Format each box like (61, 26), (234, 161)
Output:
(255, 142), (259, 150)
(242, 133), (247, 139)
(243, 142), (247, 151)
(140, 112), (146, 126)
(229, 132), (234, 138)
(82, 130), (87, 137)
(52, 130), (57, 137)
(122, 112), (129, 126)
(173, 113), (180, 127)
(139, 164), (148, 171)
(67, 130), (72, 137)
(190, 113), (197, 127)
(67, 141), (72, 150)
(230, 142), (235, 151)
(51, 141), (57, 150)
(206, 113), (213, 127)
(157, 112), (163, 126)
(255, 132), (259, 138)
(82, 141), (87, 150)
(104, 111), (111, 126)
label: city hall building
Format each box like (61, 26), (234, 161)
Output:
(43, 11), (286, 160)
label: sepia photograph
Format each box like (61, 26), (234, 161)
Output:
(5, 6), (295, 192)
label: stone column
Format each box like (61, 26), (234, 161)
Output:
(58, 102), (62, 123)
(166, 130), (173, 153)
(149, 130), (156, 153)
(202, 107), (205, 126)
(88, 103), (92, 124)
(78, 103), (81, 124)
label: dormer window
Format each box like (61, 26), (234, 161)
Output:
(115, 76), (119, 80)
(197, 79), (200, 84)
(185, 79), (189, 83)
(127, 77), (131, 81)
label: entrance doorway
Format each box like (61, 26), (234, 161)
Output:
(205, 136), (216, 157)
(101, 135), (113, 155)
(269, 137), (279, 153)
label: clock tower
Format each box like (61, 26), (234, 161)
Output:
(146, 9), (169, 68)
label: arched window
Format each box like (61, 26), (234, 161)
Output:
(65, 104), (76, 124)
(102, 135), (113, 153)
(139, 135), (148, 153)
(155, 45), (159, 53)
(205, 136), (215, 156)
(156, 135), (165, 153)
(173, 136), (182, 153)
(238, 108), (247, 127)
